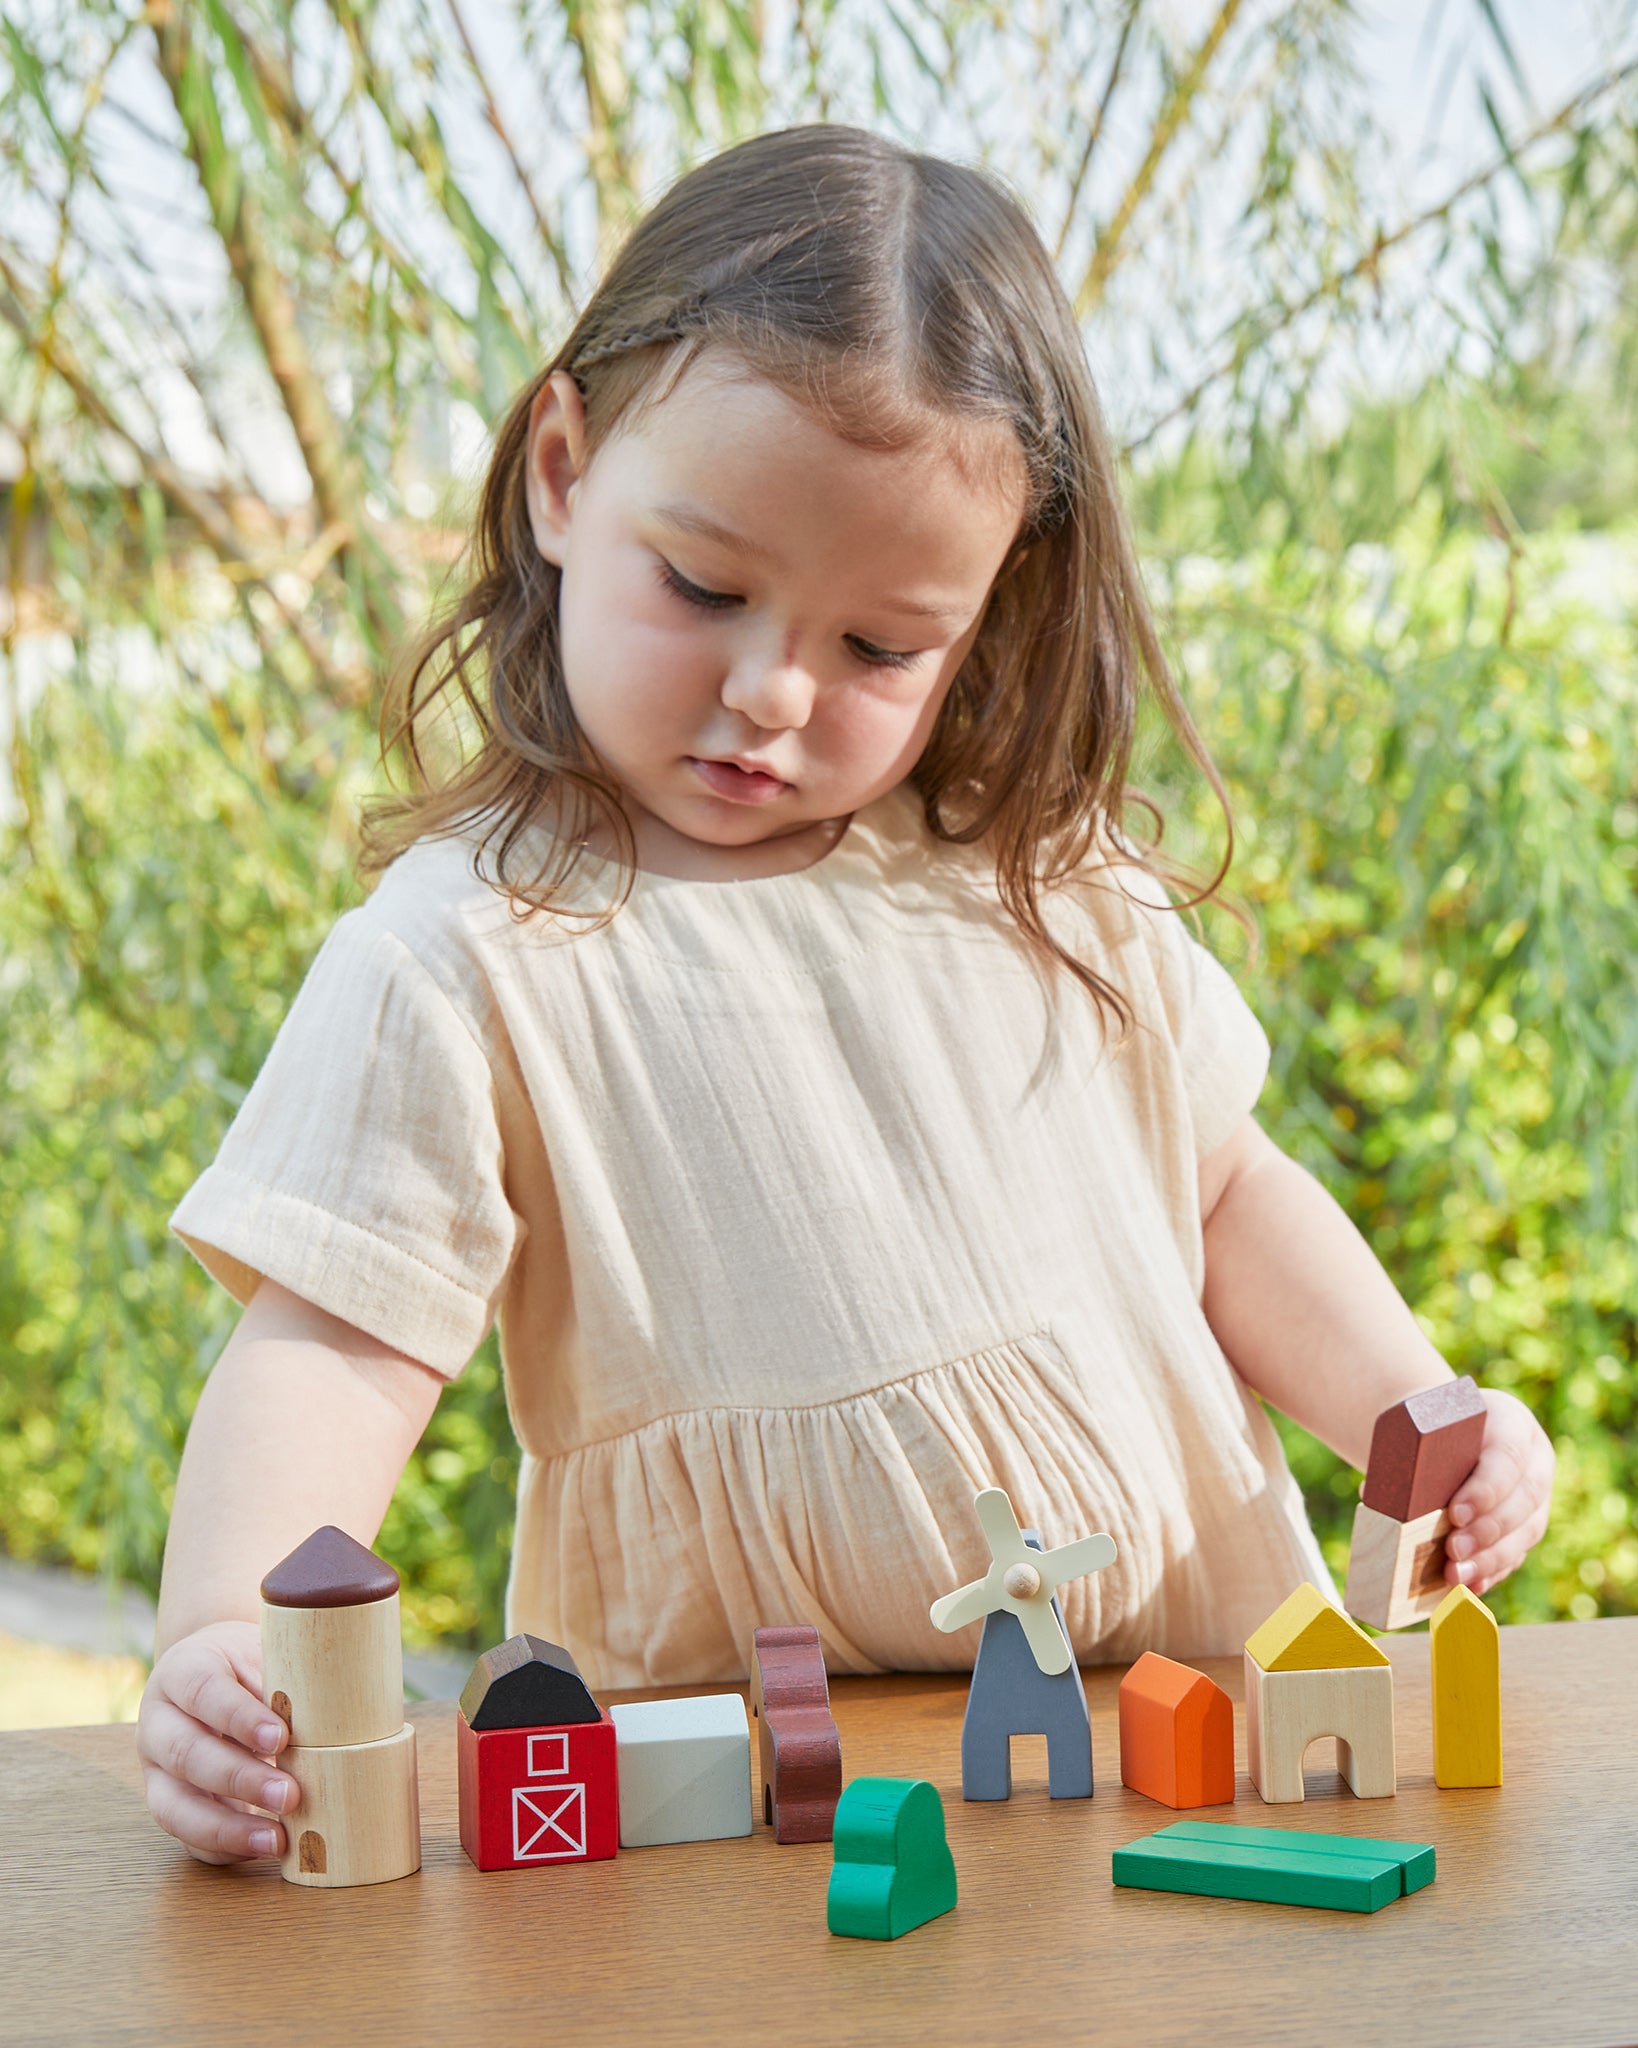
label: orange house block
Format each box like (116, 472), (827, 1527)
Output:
(1118, 1652), (1235, 1809)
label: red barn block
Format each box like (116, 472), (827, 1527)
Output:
(1118, 1652), (1235, 1810)
(456, 1633), (618, 1871)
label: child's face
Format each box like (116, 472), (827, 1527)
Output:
(525, 349), (1028, 874)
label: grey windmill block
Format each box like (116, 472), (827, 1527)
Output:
(960, 1532), (1093, 1802)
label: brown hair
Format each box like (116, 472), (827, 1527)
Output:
(360, 122), (1252, 1046)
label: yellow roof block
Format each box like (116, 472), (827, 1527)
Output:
(1245, 1582), (1390, 1671)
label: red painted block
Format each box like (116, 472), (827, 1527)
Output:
(457, 1708), (619, 1870)
(1361, 1376), (1487, 1523)
(750, 1624), (842, 1844)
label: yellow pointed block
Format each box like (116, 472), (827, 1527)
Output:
(1245, 1583), (1390, 1672)
(1430, 1585), (1502, 1787)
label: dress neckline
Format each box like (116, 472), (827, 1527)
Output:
(552, 781), (919, 894)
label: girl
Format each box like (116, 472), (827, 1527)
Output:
(137, 124), (1554, 1866)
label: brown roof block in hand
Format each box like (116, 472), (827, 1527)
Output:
(260, 1525), (401, 1608)
(1360, 1376), (1487, 1523)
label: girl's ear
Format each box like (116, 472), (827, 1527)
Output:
(524, 371), (590, 566)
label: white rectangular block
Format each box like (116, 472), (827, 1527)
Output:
(609, 1694), (753, 1848)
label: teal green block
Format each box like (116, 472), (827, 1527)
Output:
(1155, 1820), (1436, 1894)
(1113, 1834), (1402, 1912)
(827, 1778), (957, 1940)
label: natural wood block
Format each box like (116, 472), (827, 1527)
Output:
(1244, 1582), (1389, 1672)
(1117, 1652), (1235, 1808)
(1430, 1585), (1503, 1787)
(1244, 1652), (1396, 1802)
(277, 1723), (420, 1888)
(260, 1592), (404, 1748)
(1344, 1501), (1451, 1631)
(1361, 1376), (1487, 1522)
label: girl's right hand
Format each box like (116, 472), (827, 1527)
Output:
(136, 1620), (302, 1864)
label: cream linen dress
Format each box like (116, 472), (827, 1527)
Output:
(171, 778), (1333, 1688)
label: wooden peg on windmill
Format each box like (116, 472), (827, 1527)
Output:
(928, 1486), (1117, 1802)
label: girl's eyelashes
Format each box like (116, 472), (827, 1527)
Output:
(654, 558), (921, 672)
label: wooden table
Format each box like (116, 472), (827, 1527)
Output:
(6, 1619), (1638, 2047)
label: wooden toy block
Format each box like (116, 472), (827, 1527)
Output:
(1112, 1818), (1434, 1913)
(1244, 1581), (1390, 1673)
(1156, 1819), (1435, 1891)
(749, 1625), (842, 1843)
(827, 1777), (957, 1940)
(1361, 1375), (1486, 1523)
(1244, 1653), (1395, 1802)
(457, 1712), (619, 1869)
(1118, 1652), (1235, 1809)
(1345, 1499), (1451, 1631)
(259, 1527), (419, 1888)
(260, 1524), (404, 1746)
(930, 1485), (1116, 1678)
(456, 1634), (618, 1870)
(277, 1725), (421, 1887)
(960, 1533), (1092, 1800)
(609, 1694), (753, 1847)
(1430, 1584), (1503, 1788)
(929, 1488), (1115, 1802)
(459, 1632), (604, 1731)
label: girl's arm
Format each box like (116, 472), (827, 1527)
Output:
(1198, 1113), (1555, 1597)
(137, 1278), (446, 1864)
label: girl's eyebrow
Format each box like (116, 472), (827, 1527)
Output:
(649, 500), (968, 626)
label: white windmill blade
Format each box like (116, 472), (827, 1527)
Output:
(929, 1574), (1006, 1635)
(1038, 1531), (1118, 1591)
(1014, 1590), (1075, 1676)
(972, 1486), (1030, 1564)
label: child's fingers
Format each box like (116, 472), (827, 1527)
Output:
(1447, 1429), (1527, 1532)
(1446, 1487), (1551, 1595)
(153, 1645), (287, 1758)
(141, 1763), (287, 1864)
(139, 1695), (302, 1817)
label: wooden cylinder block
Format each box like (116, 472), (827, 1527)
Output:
(261, 1593), (404, 1747)
(277, 1723), (420, 1889)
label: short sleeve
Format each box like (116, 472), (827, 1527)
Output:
(1104, 852), (1272, 1161)
(170, 909), (524, 1376)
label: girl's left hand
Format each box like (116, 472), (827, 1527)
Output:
(1444, 1386), (1555, 1596)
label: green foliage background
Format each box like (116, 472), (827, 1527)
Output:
(1, 3), (1634, 1664)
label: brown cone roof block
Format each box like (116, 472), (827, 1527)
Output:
(1361, 1375), (1487, 1523)
(260, 1526), (401, 1608)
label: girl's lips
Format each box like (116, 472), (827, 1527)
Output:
(690, 758), (789, 804)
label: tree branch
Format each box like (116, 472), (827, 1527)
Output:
(1053, 0), (1143, 268)
(1074, 0), (1247, 318)
(1121, 51), (1638, 459)
(447, 0), (577, 306)
(0, 247), (372, 706)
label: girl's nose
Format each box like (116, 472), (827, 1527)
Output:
(719, 645), (817, 731)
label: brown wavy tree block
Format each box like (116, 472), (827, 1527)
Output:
(260, 1526), (401, 1608)
(1360, 1376), (1487, 1523)
(750, 1624), (842, 1843)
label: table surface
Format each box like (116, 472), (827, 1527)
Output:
(6, 1618), (1638, 2048)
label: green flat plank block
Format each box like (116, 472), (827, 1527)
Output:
(1113, 1835), (1401, 1913)
(1154, 1820), (1436, 1895)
